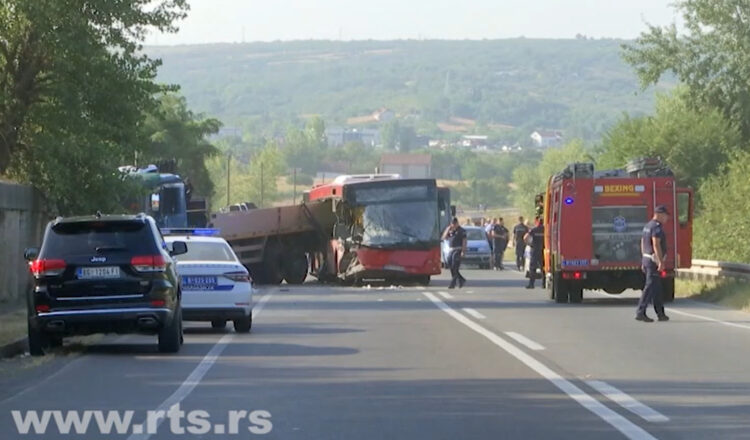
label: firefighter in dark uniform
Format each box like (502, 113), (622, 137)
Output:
(524, 217), (545, 289)
(636, 205), (670, 322)
(442, 217), (467, 289)
(512, 216), (529, 271)
(490, 218), (509, 270)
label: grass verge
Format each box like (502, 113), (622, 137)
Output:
(0, 307), (27, 347)
(676, 279), (750, 312)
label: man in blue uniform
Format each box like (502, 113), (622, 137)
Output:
(524, 217), (545, 289)
(442, 217), (467, 289)
(636, 205), (670, 322)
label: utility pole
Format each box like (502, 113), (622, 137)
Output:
(226, 152), (231, 207)
(293, 168), (297, 205)
(260, 162), (264, 207)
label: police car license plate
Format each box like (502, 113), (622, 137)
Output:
(77, 266), (120, 279)
(182, 276), (218, 291)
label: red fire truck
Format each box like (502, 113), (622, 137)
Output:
(306, 175), (443, 285)
(541, 159), (693, 303)
(211, 175), (444, 285)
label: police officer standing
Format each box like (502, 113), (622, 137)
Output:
(524, 217), (545, 289)
(442, 217), (467, 289)
(490, 218), (509, 270)
(512, 216), (529, 271)
(636, 205), (671, 322)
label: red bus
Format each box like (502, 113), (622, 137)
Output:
(306, 175), (442, 285)
(542, 160), (693, 303)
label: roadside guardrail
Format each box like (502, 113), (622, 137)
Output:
(678, 259), (750, 281)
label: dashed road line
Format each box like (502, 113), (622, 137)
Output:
(437, 291), (454, 300)
(504, 331), (545, 351)
(462, 308), (486, 320)
(423, 291), (658, 440)
(586, 380), (669, 423)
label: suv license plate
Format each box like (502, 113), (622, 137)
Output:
(77, 266), (121, 279)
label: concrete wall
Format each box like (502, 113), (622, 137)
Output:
(0, 182), (50, 303)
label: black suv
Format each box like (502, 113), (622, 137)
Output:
(24, 214), (188, 355)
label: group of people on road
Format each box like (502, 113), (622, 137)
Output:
(443, 215), (545, 290)
(444, 204), (673, 323)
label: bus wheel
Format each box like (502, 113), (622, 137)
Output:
(415, 276), (431, 286)
(283, 252), (308, 285)
(662, 278), (675, 303)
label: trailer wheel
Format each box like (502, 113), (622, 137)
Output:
(262, 243), (284, 285)
(283, 252), (308, 285)
(662, 278), (675, 303)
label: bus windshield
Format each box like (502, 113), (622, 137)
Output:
(351, 184), (439, 248)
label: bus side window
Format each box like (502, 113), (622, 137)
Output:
(677, 192), (690, 226)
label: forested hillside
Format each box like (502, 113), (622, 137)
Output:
(148, 39), (672, 142)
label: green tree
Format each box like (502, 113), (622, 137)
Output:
(0, 0), (188, 214)
(623, 0), (750, 137)
(511, 140), (592, 215)
(141, 93), (221, 196)
(597, 91), (742, 189)
(693, 152), (750, 262)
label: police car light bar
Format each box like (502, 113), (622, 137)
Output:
(161, 228), (221, 236)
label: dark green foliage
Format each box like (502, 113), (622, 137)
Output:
(624, 0), (750, 138)
(0, 0), (188, 214)
(694, 152), (750, 262)
(141, 93), (221, 196)
(597, 90), (742, 190)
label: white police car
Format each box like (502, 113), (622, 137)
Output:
(163, 229), (254, 333)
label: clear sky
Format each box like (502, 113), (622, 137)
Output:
(146, 0), (679, 45)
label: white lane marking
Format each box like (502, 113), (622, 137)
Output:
(667, 308), (750, 331)
(505, 331), (545, 351)
(422, 292), (658, 440)
(128, 293), (273, 440)
(252, 291), (273, 319)
(437, 291), (454, 300)
(463, 308), (486, 320)
(586, 380), (670, 423)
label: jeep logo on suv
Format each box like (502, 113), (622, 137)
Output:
(90, 256), (107, 263)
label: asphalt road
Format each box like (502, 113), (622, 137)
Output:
(2, 268), (750, 439)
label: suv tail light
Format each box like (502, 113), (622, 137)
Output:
(29, 259), (67, 278)
(224, 271), (251, 283)
(131, 255), (167, 273)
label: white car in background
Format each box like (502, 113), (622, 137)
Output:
(164, 230), (255, 333)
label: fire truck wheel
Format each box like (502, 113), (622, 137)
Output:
(662, 278), (675, 303)
(283, 252), (308, 285)
(554, 277), (570, 304)
(569, 286), (583, 303)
